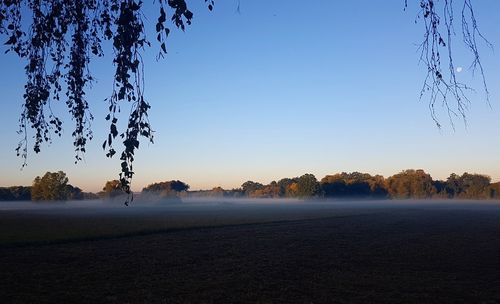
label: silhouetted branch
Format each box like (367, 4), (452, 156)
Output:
(410, 0), (491, 128)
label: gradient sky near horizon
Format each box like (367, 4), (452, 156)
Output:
(1, 1), (500, 192)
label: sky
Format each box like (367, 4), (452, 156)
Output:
(1, 1), (500, 192)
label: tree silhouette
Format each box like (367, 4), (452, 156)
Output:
(409, 0), (491, 127)
(0, 0), (213, 202)
(0, 1), (491, 203)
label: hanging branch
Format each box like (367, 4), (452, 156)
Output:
(1, 0), (215, 205)
(410, 0), (492, 128)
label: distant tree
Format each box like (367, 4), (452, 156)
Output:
(432, 179), (448, 198)
(445, 173), (462, 198)
(287, 182), (300, 198)
(277, 178), (298, 197)
(321, 175), (348, 197)
(387, 169), (436, 199)
(0, 186), (32, 201)
(209, 186), (224, 197)
(65, 184), (84, 200)
(241, 181), (264, 196)
(31, 171), (70, 201)
(225, 188), (244, 198)
(170, 180), (190, 192)
(10, 186), (32, 200)
(296, 174), (321, 198)
(458, 173), (491, 199)
(489, 182), (500, 199)
(444, 173), (491, 199)
(321, 172), (388, 198)
(0, 188), (12, 201)
(251, 181), (280, 198)
(142, 180), (189, 197)
(368, 175), (389, 197)
(102, 179), (124, 199)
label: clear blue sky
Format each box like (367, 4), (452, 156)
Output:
(1, 1), (499, 192)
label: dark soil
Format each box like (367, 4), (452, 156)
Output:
(1, 203), (500, 303)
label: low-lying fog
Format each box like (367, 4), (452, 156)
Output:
(1, 197), (500, 212)
(2, 197), (500, 245)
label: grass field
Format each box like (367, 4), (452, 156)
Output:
(1, 199), (500, 303)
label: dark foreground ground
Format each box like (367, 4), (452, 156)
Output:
(1, 200), (500, 303)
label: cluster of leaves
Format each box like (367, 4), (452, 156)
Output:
(408, 0), (492, 127)
(1, 0), (214, 204)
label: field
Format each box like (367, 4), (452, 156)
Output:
(1, 199), (500, 303)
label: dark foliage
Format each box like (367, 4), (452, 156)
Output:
(0, 186), (31, 201)
(444, 172), (491, 199)
(321, 172), (388, 198)
(142, 180), (189, 195)
(241, 181), (264, 196)
(0, 0), (213, 204)
(296, 174), (321, 198)
(101, 179), (125, 199)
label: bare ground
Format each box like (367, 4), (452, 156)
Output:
(1, 201), (500, 303)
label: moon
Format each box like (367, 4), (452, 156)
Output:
(456, 66), (463, 73)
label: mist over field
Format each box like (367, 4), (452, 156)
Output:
(3, 198), (500, 303)
(2, 198), (500, 246)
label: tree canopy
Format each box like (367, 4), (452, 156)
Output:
(142, 180), (189, 196)
(101, 179), (125, 200)
(30, 170), (87, 201)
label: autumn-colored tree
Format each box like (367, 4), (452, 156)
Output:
(489, 182), (500, 199)
(142, 180), (189, 198)
(387, 169), (436, 199)
(209, 186), (225, 197)
(276, 178), (296, 197)
(461, 173), (491, 198)
(241, 181), (264, 196)
(65, 184), (84, 200)
(321, 172), (388, 198)
(102, 179), (124, 198)
(136, 180), (188, 203)
(31, 171), (69, 201)
(251, 181), (280, 198)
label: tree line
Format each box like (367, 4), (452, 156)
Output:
(1, 169), (500, 202)
(192, 170), (500, 200)
(0, 171), (97, 201)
